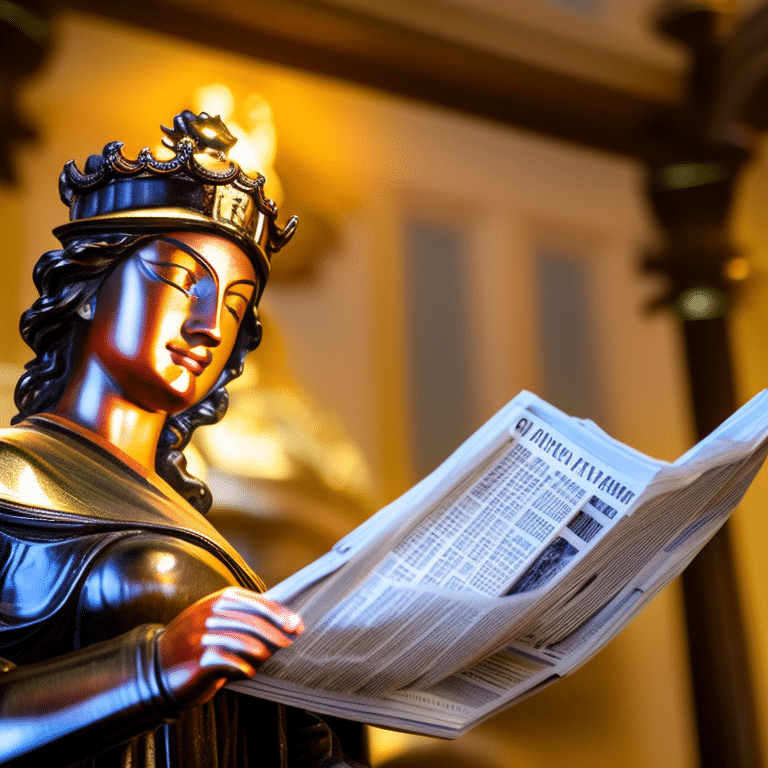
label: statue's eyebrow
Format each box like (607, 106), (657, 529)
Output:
(227, 279), (257, 298)
(152, 236), (214, 277)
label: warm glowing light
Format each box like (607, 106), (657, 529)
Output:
(368, 730), (435, 765)
(724, 256), (750, 282)
(193, 84), (282, 201)
(245, 94), (273, 127)
(326, 444), (368, 493)
(227, 121), (276, 176)
(205, 424), (294, 480)
(194, 84), (234, 122)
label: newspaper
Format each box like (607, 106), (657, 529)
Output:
(228, 390), (768, 737)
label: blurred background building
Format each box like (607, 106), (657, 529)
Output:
(3, 1), (768, 766)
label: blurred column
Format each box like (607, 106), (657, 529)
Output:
(645, 3), (767, 766)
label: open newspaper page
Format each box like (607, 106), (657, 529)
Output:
(229, 390), (768, 737)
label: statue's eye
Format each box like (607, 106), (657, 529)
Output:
(224, 287), (254, 323)
(142, 260), (197, 294)
(225, 295), (247, 322)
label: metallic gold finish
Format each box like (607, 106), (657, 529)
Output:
(52, 231), (257, 471)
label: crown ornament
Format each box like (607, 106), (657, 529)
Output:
(55, 110), (297, 294)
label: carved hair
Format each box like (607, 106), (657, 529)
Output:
(14, 233), (261, 513)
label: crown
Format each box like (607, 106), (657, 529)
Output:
(54, 110), (297, 295)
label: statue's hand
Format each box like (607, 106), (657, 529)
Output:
(156, 586), (303, 709)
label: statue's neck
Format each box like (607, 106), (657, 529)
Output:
(50, 355), (167, 473)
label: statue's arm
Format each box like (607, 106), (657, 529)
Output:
(0, 534), (303, 765)
(0, 624), (176, 765)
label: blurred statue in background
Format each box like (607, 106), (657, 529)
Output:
(0, 110), (367, 767)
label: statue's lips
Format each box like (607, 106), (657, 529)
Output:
(166, 345), (211, 376)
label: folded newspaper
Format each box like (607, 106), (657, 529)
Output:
(228, 390), (768, 737)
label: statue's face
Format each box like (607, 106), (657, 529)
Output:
(80, 231), (257, 414)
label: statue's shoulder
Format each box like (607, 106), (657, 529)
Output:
(78, 532), (240, 641)
(0, 418), (120, 518)
(0, 419), (72, 458)
(0, 421), (42, 444)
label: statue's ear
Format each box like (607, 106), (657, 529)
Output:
(249, 307), (263, 351)
(76, 297), (96, 321)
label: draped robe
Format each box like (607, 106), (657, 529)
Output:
(0, 415), (363, 768)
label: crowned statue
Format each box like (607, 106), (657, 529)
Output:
(0, 111), (367, 768)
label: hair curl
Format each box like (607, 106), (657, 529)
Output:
(14, 233), (262, 514)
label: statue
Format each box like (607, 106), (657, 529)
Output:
(0, 110), (368, 767)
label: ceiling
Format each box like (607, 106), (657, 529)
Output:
(64, 0), (687, 159)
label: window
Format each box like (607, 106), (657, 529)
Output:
(535, 248), (605, 422)
(406, 219), (475, 478)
